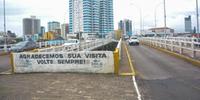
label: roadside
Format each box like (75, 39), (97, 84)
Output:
(0, 54), (11, 73)
(0, 43), (138, 100)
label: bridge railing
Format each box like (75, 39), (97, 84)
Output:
(35, 39), (113, 52)
(140, 37), (200, 58)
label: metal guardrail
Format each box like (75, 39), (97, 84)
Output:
(36, 39), (113, 52)
(0, 40), (65, 52)
(140, 37), (200, 58)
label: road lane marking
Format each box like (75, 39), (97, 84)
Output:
(124, 42), (142, 100)
(119, 73), (135, 76)
(124, 43), (135, 75)
(133, 76), (142, 100)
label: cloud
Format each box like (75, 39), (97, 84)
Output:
(0, 2), (28, 16)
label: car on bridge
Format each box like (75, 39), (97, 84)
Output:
(10, 41), (37, 52)
(128, 37), (139, 46)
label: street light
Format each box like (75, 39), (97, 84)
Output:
(196, 0), (199, 35)
(163, 0), (167, 28)
(3, 0), (7, 52)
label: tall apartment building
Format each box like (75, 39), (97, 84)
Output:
(185, 15), (192, 33)
(23, 16), (41, 36)
(69, 0), (114, 36)
(118, 19), (132, 36)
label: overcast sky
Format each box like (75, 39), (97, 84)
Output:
(0, 0), (198, 36)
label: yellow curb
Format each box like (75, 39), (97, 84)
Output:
(0, 52), (9, 56)
(123, 42), (136, 76)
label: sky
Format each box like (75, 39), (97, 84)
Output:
(0, 0), (198, 36)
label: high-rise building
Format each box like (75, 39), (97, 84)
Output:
(48, 21), (61, 32)
(61, 23), (69, 39)
(23, 16), (41, 36)
(39, 26), (45, 37)
(99, 0), (114, 36)
(69, 0), (114, 36)
(185, 15), (192, 33)
(118, 19), (132, 36)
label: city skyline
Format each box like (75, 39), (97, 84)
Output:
(0, 0), (199, 36)
(69, 0), (114, 36)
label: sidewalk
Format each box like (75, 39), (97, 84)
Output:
(0, 43), (137, 100)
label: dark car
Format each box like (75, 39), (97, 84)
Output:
(10, 41), (37, 52)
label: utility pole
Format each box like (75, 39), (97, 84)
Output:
(196, 0), (199, 35)
(3, 0), (7, 52)
(164, 0), (167, 28)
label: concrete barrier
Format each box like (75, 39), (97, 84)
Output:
(12, 51), (114, 73)
(113, 39), (122, 74)
(10, 39), (122, 74)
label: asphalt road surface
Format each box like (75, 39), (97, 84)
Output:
(129, 45), (200, 100)
(0, 55), (10, 72)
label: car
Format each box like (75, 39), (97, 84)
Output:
(10, 41), (37, 52)
(63, 39), (80, 46)
(124, 35), (130, 40)
(128, 37), (139, 46)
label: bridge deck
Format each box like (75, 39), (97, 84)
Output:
(129, 45), (200, 100)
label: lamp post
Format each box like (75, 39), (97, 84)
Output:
(3, 0), (7, 52)
(196, 0), (199, 35)
(163, 0), (167, 28)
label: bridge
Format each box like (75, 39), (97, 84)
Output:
(0, 37), (200, 100)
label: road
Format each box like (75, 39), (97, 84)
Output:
(129, 45), (200, 100)
(0, 55), (10, 72)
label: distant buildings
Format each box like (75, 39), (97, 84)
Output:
(61, 23), (69, 39)
(0, 31), (16, 44)
(69, 0), (114, 37)
(114, 30), (122, 40)
(23, 16), (41, 36)
(148, 27), (174, 36)
(118, 19), (133, 36)
(185, 15), (192, 33)
(48, 21), (61, 32)
(22, 16), (41, 41)
(39, 26), (45, 37)
(43, 32), (56, 40)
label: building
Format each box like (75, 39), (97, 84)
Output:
(23, 16), (41, 36)
(114, 30), (122, 40)
(185, 15), (192, 33)
(118, 19), (132, 36)
(61, 23), (69, 39)
(43, 32), (57, 40)
(148, 27), (174, 36)
(69, 0), (114, 37)
(48, 21), (61, 34)
(39, 26), (45, 37)
(99, 0), (114, 36)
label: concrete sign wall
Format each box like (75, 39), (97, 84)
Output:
(13, 51), (114, 73)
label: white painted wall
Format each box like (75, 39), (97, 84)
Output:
(13, 51), (114, 73)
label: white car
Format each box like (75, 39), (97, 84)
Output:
(63, 39), (79, 46)
(128, 37), (139, 46)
